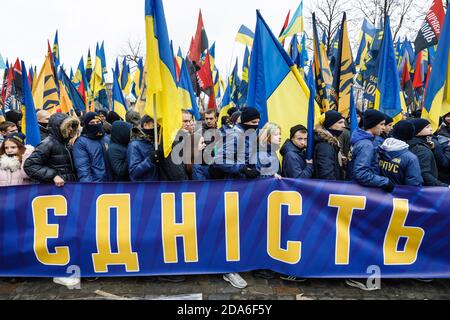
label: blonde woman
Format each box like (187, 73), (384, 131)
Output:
(257, 122), (282, 179)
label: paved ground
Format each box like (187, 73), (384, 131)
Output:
(0, 274), (449, 300)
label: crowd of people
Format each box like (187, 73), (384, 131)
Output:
(0, 104), (449, 290)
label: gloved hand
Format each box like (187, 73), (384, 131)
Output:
(383, 181), (395, 193)
(150, 149), (164, 164)
(240, 166), (260, 179)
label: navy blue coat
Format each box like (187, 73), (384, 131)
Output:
(378, 139), (423, 186)
(313, 129), (344, 181)
(436, 127), (450, 184)
(349, 129), (390, 188)
(280, 139), (314, 179)
(212, 124), (258, 179)
(108, 121), (133, 182)
(127, 130), (158, 182)
(72, 135), (111, 183)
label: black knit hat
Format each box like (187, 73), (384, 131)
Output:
(107, 111), (122, 124)
(83, 112), (101, 126)
(5, 132), (26, 145)
(323, 110), (344, 129)
(240, 107), (260, 124)
(227, 107), (238, 117)
(290, 125), (308, 139)
(411, 119), (430, 136)
(363, 109), (386, 130)
(385, 115), (394, 126)
(393, 120), (415, 142)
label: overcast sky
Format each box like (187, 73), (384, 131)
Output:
(1, 0), (429, 81)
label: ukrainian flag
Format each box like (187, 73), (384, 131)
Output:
(86, 49), (93, 83)
(279, 0), (304, 43)
(21, 61), (41, 147)
(132, 57), (144, 99)
(145, 0), (182, 158)
(53, 30), (60, 70)
(218, 85), (233, 128)
(423, 10), (450, 132)
(179, 60), (201, 121)
(247, 10), (310, 149)
(374, 16), (403, 123)
(235, 25), (254, 47)
(306, 64), (321, 160)
(112, 68), (128, 121)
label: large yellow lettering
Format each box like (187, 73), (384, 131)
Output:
(267, 191), (302, 264)
(328, 195), (366, 265)
(92, 194), (139, 273)
(384, 199), (424, 265)
(32, 196), (70, 266)
(161, 193), (198, 264)
(225, 192), (240, 262)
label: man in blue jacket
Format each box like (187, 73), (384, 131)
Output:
(127, 115), (159, 182)
(378, 120), (423, 187)
(349, 109), (393, 192)
(280, 125), (314, 179)
(73, 112), (112, 183)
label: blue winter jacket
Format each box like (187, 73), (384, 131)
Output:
(212, 124), (258, 179)
(280, 139), (314, 179)
(127, 129), (158, 182)
(73, 135), (111, 183)
(378, 138), (423, 187)
(349, 129), (390, 188)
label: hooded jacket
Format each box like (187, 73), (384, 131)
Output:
(349, 128), (390, 188)
(108, 121), (133, 182)
(127, 128), (158, 182)
(280, 139), (314, 179)
(408, 136), (448, 187)
(0, 146), (34, 187)
(378, 138), (423, 186)
(313, 128), (344, 181)
(24, 113), (78, 183)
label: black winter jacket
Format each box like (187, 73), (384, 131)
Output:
(313, 128), (344, 181)
(24, 114), (79, 183)
(108, 121), (133, 182)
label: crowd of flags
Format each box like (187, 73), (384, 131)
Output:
(0, 0), (449, 156)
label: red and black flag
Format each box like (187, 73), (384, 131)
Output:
(196, 52), (216, 109)
(189, 10), (209, 64)
(414, 0), (445, 53)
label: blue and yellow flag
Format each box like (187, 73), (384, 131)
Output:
(145, 0), (182, 157)
(99, 42), (107, 81)
(235, 25), (255, 47)
(329, 13), (355, 118)
(120, 57), (131, 96)
(300, 33), (309, 68)
(374, 16), (403, 123)
(86, 49), (93, 83)
(21, 61), (41, 147)
(131, 57), (144, 99)
(112, 68), (128, 121)
(423, 10), (450, 132)
(238, 46), (250, 106)
(312, 13), (333, 113)
(247, 10), (311, 148)
(279, 0), (304, 43)
(59, 67), (86, 113)
(179, 60), (201, 121)
(53, 31), (60, 70)
(355, 19), (376, 70)
(306, 64), (316, 160)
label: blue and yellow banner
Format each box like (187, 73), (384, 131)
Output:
(0, 179), (448, 278)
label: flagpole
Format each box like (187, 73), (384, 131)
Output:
(153, 94), (159, 151)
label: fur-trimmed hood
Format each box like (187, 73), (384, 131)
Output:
(314, 126), (341, 148)
(49, 113), (80, 143)
(0, 145), (34, 172)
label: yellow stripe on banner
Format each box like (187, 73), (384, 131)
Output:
(267, 71), (309, 157)
(115, 101), (127, 121)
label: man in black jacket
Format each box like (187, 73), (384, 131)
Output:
(24, 113), (80, 187)
(108, 121), (133, 182)
(408, 119), (449, 188)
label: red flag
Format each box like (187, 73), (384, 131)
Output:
(414, 0), (445, 53)
(279, 10), (291, 46)
(196, 53), (214, 90)
(208, 85), (217, 110)
(413, 51), (423, 88)
(174, 57), (181, 82)
(189, 10), (209, 64)
(77, 77), (87, 104)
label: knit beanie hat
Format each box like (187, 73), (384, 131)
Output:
(290, 125), (308, 139)
(411, 119), (430, 136)
(322, 110), (344, 129)
(363, 109), (386, 130)
(393, 120), (415, 142)
(240, 108), (261, 124)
